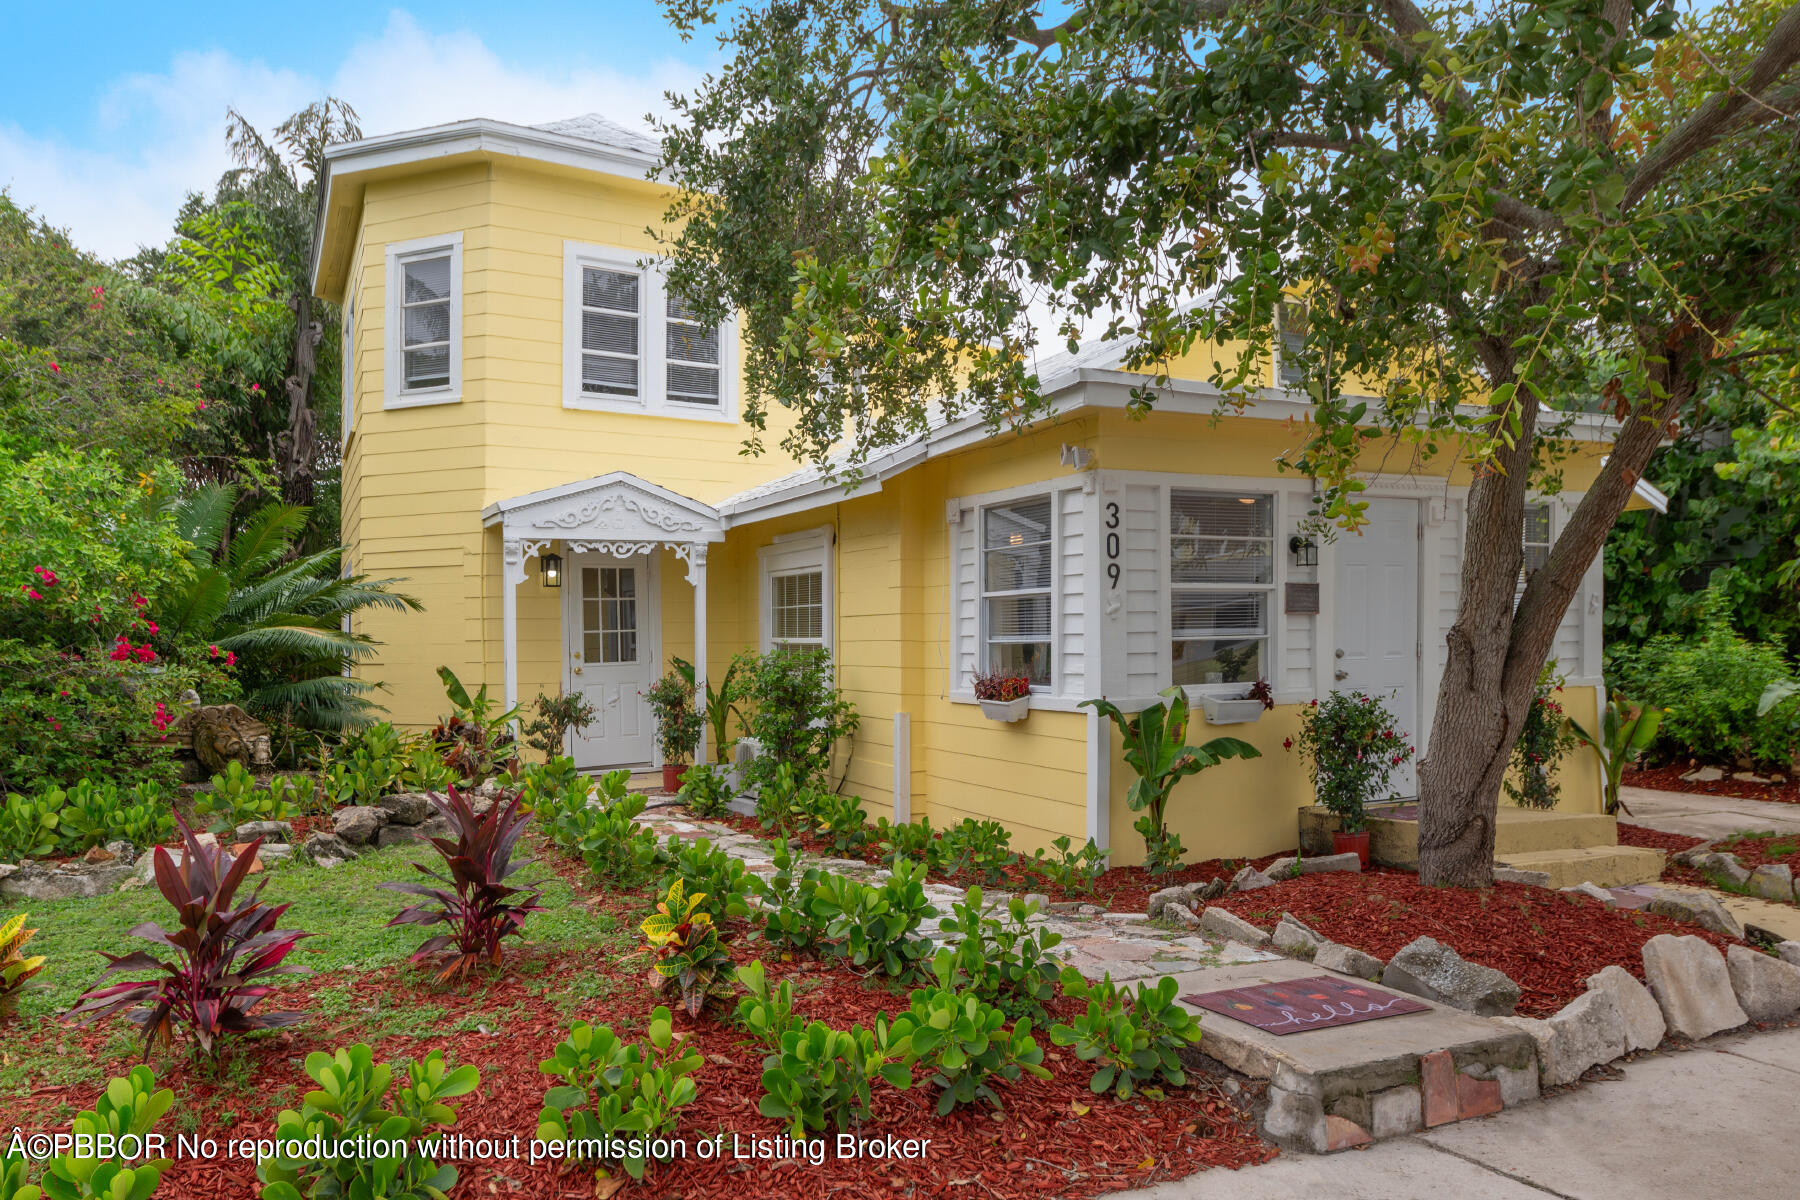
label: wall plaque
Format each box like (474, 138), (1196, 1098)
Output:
(1285, 582), (1321, 614)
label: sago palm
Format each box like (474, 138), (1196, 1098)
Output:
(160, 483), (422, 729)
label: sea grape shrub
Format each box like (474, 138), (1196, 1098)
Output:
(732, 959), (801, 1048)
(517, 753), (586, 816)
(1051, 972), (1203, 1100)
(531, 765), (657, 885)
(874, 815), (942, 872)
(897, 969), (1050, 1115)
(19, 1065), (174, 1200)
(1024, 835), (1109, 895)
(258, 1045), (479, 1200)
(52, 780), (176, 854)
(537, 1007), (701, 1183)
(808, 790), (869, 853)
(0, 912), (47, 1019)
(68, 818), (308, 1058)
(0, 790), (65, 858)
(674, 761), (734, 818)
(933, 887), (1062, 1019)
(640, 879), (735, 1017)
(757, 1018), (914, 1138)
(658, 836), (753, 924)
(756, 839), (831, 952)
(939, 818), (1017, 883)
(753, 761), (804, 831)
(382, 788), (544, 984)
(811, 858), (940, 978)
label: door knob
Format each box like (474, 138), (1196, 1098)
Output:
(572, 667), (582, 676)
(1335, 669), (1349, 681)
(1335, 648), (1345, 659)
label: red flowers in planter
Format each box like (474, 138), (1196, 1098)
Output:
(382, 788), (544, 984)
(67, 817), (310, 1058)
(972, 671), (1031, 702)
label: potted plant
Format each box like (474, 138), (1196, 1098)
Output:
(1288, 690), (1414, 867)
(1082, 687), (1261, 874)
(644, 666), (703, 791)
(1199, 677), (1275, 725)
(974, 671), (1032, 722)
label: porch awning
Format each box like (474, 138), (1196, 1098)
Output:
(480, 470), (726, 546)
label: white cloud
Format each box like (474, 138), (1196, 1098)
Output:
(0, 11), (706, 261)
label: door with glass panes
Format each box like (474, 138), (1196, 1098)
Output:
(563, 553), (657, 767)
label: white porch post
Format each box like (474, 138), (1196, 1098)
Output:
(687, 543), (709, 765)
(501, 537), (543, 735)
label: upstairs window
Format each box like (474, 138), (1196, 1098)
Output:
(666, 294), (721, 407)
(1518, 502), (1552, 606)
(770, 570), (824, 649)
(981, 496), (1053, 687)
(1276, 301), (1308, 388)
(383, 233), (462, 408)
(580, 267), (641, 398)
(1170, 490), (1274, 687)
(563, 243), (735, 421)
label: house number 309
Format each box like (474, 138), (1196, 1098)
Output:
(1105, 502), (1121, 589)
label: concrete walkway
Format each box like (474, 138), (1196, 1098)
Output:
(1121, 1025), (1800, 1200)
(1621, 785), (1800, 839)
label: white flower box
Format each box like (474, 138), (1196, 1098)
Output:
(1200, 696), (1266, 725)
(977, 696), (1031, 723)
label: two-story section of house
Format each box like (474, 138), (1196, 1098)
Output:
(313, 112), (1654, 867)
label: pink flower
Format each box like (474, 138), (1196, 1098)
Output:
(131, 593), (147, 608)
(59, 690), (70, 698)
(151, 702), (173, 732)
(225, 650), (238, 667)
(48, 718), (61, 731)
(196, 400), (208, 411)
(134, 644), (157, 663)
(250, 382), (262, 393)
(49, 362), (60, 373)
(145, 619), (159, 634)
(209, 644), (220, 658)
(110, 637), (132, 662)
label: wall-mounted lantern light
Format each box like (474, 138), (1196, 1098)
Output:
(1288, 535), (1318, 567)
(540, 552), (563, 588)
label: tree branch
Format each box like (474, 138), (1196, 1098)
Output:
(1622, 1), (1800, 208)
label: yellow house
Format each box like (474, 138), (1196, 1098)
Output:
(311, 112), (1657, 866)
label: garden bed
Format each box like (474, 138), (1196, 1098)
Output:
(1206, 869), (1739, 1016)
(1621, 763), (1799, 805)
(2, 833), (1276, 1200)
(1619, 822), (1800, 902)
(699, 810), (1287, 911)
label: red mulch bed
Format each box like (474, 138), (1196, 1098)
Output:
(693, 810), (1285, 911)
(1615, 823), (1704, 855)
(1622, 763), (1800, 806)
(1208, 870), (1739, 1017)
(1620, 822), (1800, 901)
(3, 839), (1276, 1199)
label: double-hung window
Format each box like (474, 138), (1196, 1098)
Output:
(1276, 301), (1308, 388)
(981, 496), (1053, 687)
(760, 529), (832, 655)
(1169, 490), (1275, 687)
(1518, 502), (1552, 606)
(383, 233), (462, 408)
(563, 243), (733, 420)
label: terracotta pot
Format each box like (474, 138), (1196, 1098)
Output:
(663, 764), (688, 793)
(1332, 830), (1371, 869)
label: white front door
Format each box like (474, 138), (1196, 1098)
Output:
(1333, 497), (1422, 797)
(563, 553), (657, 768)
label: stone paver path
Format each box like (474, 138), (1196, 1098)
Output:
(637, 809), (1282, 981)
(1621, 785), (1800, 839)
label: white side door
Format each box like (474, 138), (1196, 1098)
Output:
(563, 553), (657, 768)
(1332, 497), (1422, 797)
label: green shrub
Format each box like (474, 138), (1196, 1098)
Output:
(1024, 835), (1109, 894)
(23, 1065), (173, 1200)
(640, 880), (735, 1017)
(1289, 690), (1412, 835)
(756, 839), (832, 952)
(756, 1018), (913, 1137)
(932, 887), (1063, 1019)
(58, 780), (176, 851)
(518, 754), (586, 814)
(741, 647), (859, 788)
(675, 761), (734, 818)
(202, 762), (301, 827)
(0, 788), (66, 858)
(259, 1046), (478, 1200)
(874, 816), (941, 871)
(644, 664), (703, 767)
(521, 690), (597, 759)
(753, 761), (805, 831)
(539, 772), (660, 885)
(811, 858), (939, 978)
(1050, 972), (1204, 1099)
(895, 966), (1050, 1113)
(658, 836), (753, 922)
(939, 818), (1017, 883)
(1614, 593), (1800, 768)
(732, 959), (801, 1048)
(1505, 666), (1578, 810)
(808, 790), (869, 853)
(536, 1007), (701, 1183)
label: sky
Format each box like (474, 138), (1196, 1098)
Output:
(0, 2), (723, 260)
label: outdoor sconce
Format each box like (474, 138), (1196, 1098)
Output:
(540, 552), (563, 588)
(1288, 535), (1318, 567)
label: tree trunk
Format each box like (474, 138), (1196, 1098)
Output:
(1416, 336), (1704, 887)
(275, 291), (322, 508)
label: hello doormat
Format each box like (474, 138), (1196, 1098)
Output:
(1182, 976), (1431, 1035)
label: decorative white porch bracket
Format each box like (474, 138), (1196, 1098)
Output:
(481, 472), (726, 760)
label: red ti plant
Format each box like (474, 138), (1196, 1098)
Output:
(67, 816), (310, 1058)
(381, 788), (543, 984)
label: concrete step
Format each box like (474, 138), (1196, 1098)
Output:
(1494, 845), (1665, 889)
(1364, 807), (1620, 870)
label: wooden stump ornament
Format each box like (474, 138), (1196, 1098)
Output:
(171, 704), (274, 774)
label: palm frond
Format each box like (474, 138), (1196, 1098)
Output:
(158, 568), (233, 639)
(225, 502), (309, 583)
(170, 484), (239, 565)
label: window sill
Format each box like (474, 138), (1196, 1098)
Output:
(385, 389), (461, 410)
(563, 394), (737, 423)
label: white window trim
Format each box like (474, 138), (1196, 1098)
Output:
(979, 492), (1058, 694)
(758, 526), (834, 654)
(562, 241), (738, 424)
(1274, 300), (1307, 390)
(383, 232), (463, 410)
(341, 285), (356, 444)
(1167, 485), (1279, 698)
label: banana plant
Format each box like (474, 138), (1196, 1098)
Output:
(1081, 686), (1260, 873)
(673, 652), (748, 763)
(1565, 697), (1664, 817)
